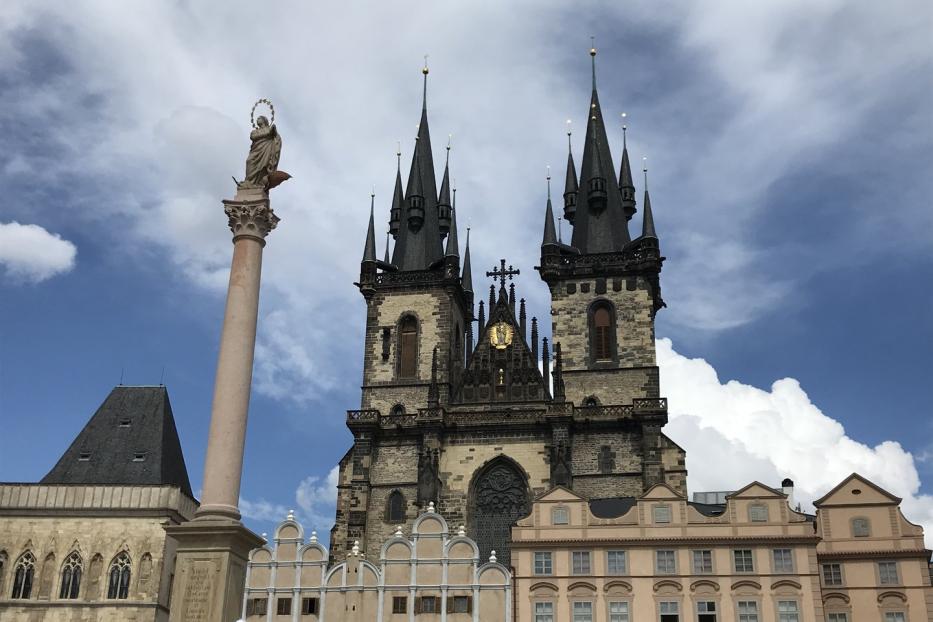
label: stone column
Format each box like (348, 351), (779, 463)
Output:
(165, 186), (276, 622)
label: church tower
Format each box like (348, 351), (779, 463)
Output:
(331, 53), (685, 566)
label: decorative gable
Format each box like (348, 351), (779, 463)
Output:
(729, 482), (785, 499)
(640, 483), (684, 500)
(813, 473), (901, 507)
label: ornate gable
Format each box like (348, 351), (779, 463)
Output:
(456, 287), (549, 404)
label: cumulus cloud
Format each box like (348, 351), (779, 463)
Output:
(239, 497), (291, 525)
(0, 221), (76, 283)
(295, 466), (340, 532)
(658, 338), (933, 546)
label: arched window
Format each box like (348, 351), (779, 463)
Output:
(59, 552), (82, 599)
(398, 316), (418, 379)
(583, 396), (599, 407)
(390, 404), (406, 417)
(11, 552), (35, 599)
(386, 490), (406, 522)
(590, 302), (615, 363)
(107, 552), (131, 599)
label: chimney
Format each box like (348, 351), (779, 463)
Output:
(781, 477), (795, 509)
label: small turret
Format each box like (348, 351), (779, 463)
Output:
(461, 225), (473, 294)
(563, 125), (578, 224)
(406, 139), (425, 230)
(389, 146), (403, 237)
(438, 139), (452, 237)
(641, 158), (657, 239)
(542, 170), (558, 248)
(584, 125), (608, 212)
(619, 116), (636, 221)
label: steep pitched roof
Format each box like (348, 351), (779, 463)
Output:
(41, 386), (193, 498)
(813, 473), (902, 507)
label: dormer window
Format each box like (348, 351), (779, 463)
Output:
(119, 419), (131, 428)
(132, 453), (146, 462)
(78, 453), (91, 462)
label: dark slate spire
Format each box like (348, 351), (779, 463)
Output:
(390, 62), (443, 271)
(572, 45), (631, 253)
(641, 160), (657, 239)
(618, 118), (636, 221)
(530, 317), (539, 362)
(41, 386), (193, 498)
(477, 299), (485, 335)
(553, 342), (565, 401)
(461, 226), (473, 294)
(541, 337), (551, 398)
(428, 347), (439, 407)
(389, 146), (403, 238)
(362, 191), (377, 263)
(543, 172), (558, 246)
(563, 127), (578, 224)
(384, 231), (391, 264)
(444, 199), (459, 258)
(438, 139), (452, 237)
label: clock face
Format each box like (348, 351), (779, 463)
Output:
(488, 322), (514, 350)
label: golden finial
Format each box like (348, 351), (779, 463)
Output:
(447, 134), (452, 150)
(590, 36), (596, 56)
(566, 119), (572, 136)
(371, 184), (376, 198)
(423, 54), (429, 75)
(396, 141), (401, 157)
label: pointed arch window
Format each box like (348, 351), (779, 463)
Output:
(11, 551), (35, 599)
(107, 552), (131, 599)
(59, 552), (82, 599)
(398, 316), (418, 379)
(386, 490), (406, 522)
(589, 301), (616, 365)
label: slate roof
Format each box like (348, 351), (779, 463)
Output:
(589, 497), (637, 518)
(41, 386), (193, 498)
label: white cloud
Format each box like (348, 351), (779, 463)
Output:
(239, 497), (290, 526)
(0, 221), (76, 283)
(658, 338), (933, 546)
(295, 466), (340, 533)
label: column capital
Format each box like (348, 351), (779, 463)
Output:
(222, 190), (280, 243)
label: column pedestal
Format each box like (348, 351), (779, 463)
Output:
(165, 185), (279, 621)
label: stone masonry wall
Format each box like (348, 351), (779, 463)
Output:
(563, 366), (659, 406)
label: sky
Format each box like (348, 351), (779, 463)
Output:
(1, 1), (932, 545)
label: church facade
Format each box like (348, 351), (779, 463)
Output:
(330, 53), (686, 568)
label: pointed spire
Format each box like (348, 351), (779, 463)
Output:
(461, 226), (473, 293)
(509, 283), (516, 313)
(362, 190), (377, 263)
(477, 299), (485, 335)
(541, 337), (551, 398)
(519, 298), (527, 341)
(641, 157), (657, 239)
(530, 317), (539, 363)
(619, 113), (636, 221)
(444, 191), (458, 258)
(563, 120), (578, 224)
(584, 118), (608, 210)
(489, 285), (495, 314)
(438, 136), (452, 236)
(389, 143), (403, 238)
(553, 342), (565, 402)
(543, 168), (558, 246)
(406, 134), (426, 230)
(590, 38), (597, 90)
(384, 231), (391, 264)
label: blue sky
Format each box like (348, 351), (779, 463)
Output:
(1, 1), (931, 543)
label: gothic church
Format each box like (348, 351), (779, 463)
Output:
(330, 52), (686, 566)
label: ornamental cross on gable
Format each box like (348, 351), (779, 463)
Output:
(486, 259), (520, 288)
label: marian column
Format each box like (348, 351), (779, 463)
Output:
(166, 100), (289, 622)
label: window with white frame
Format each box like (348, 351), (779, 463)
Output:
(821, 563), (843, 586)
(696, 600), (717, 622)
(737, 601), (759, 622)
(659, 600), (679, 622)
(777, 601), (800, 622)
(653, 504), (672, 523)
(733, 549), (754, 573)
(607, 550), (627, 574)
(572, 601), (593, 622)
(534, 601), (554, 622)
(826, 613), (848, 622)
(608, 601), (629, 622)
(552, 506), (569, 525)
(656, 549), (676, 574)
(571, 551), (591, 575)
(884, 613), (906, 622)
(692, 550), (712, 574)
(772, 548), (794, 573)
(878, 561), (899, 585)
(748, 504), (768, 522)
(534, 552), (552, 575)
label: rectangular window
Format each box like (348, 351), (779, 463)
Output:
(552, 507), (569, 524)
(417, 596), (438, 613)
(448, 595), (470, 613)
(572, 601), (593, 622)
(697, 600), (717, 622)
(748, 504), (769, 522)
(733, 549), (754, 573)
(827, 614), (848, 622)
(737, 601), (758, 622)
(534, 601), (554, 622)
(301, 597), (319, 614)
(884, 613), (907, 622)
(276, 597), (291, 615)
(852, 517), (871, 537)
(392, 596), (407, 614)
(608, 601), (629, 622)
(534, 552), (553, 575)
(656, 550), (676, 574)
(607, 550), (627, 574)
(773, 548), (794, 573)
(879, 561), (899, 585)
(692, 550), (713, 574)
(654, 504), (672, 523)
(659, 600), (680, 622)
(79, 452), (91, 461)
(572, 551), (591, 575)
(247, 598), (268, 616)
(822, 563), (843, 586)
(777, 601), (799, 622)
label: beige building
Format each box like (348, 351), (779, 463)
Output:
(243, 505), (511, 621)
(511, 482), (821, 621)
(814, 474), (933, 621)
(0, 386), (197, 621)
